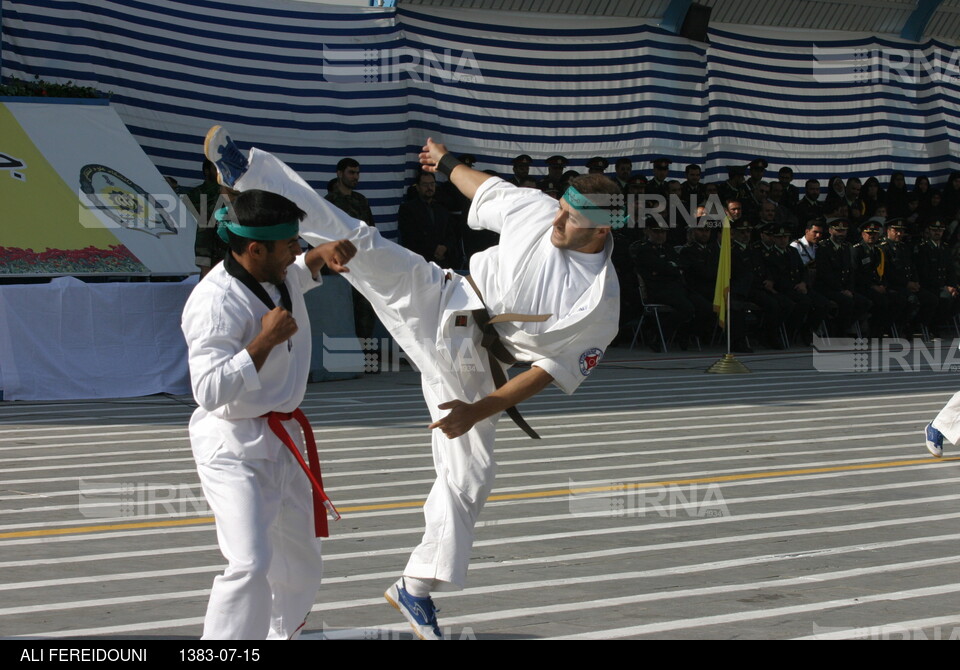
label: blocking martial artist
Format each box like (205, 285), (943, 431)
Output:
(181, 188), (355, 639)
(204, 127), (621, 639)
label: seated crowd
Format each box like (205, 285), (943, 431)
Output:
(189, 151), (960, 353)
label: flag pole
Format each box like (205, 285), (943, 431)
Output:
(707, 213), (750, 374)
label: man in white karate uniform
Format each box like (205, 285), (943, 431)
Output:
(182, 187), (355, 639)
(204, 126), (621, 639)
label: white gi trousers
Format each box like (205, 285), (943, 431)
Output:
(932, 391), (960, 445)
(197, 418), (323, 639)
(237, 149), (502, 591)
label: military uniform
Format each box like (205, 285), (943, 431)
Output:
(814, 221), (871, 335)
(793, 197), (824, 230)
(586, 156), (609, 175)
(680, 180), (707, 211)
(778, 169), (801, 211)
(878, 220), (926, 332)
(913, 225), (960, 332)
(745, 158), (768, 194)
(729, 222), (788, 349)
(505, 154), (533, 186)
(538, 155), (568, 197)
(679, 238), (719, 302)
(751, 233), (796, 346)
(630, 229), (709, 349)
(852, 221), (906, 336)
(718, 166), (751, 209)
(646, 158), (672, 199)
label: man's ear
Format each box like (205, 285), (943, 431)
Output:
(247, 240), (266, 258)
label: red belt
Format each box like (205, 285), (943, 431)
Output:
(262, 408), (340, 538)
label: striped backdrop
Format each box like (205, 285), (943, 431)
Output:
(3, 0), (959, 235)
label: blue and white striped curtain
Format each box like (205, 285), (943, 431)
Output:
(4, 0), (958, 235)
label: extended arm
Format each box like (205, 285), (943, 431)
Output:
(428, 366), (554, 439)
(419, 137), (494, 202)
(303, 238), (356, 277)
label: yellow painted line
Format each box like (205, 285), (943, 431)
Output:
(0, 516), (213, 539)
(2, 456), (958, 540)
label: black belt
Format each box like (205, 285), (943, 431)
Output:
(464, 275), (550, 440)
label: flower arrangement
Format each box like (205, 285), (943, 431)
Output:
(0, 245), (147, 274)
(0, 75), (110, 99)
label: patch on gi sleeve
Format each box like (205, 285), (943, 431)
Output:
(455, 315), (469, 327)
(579, 348), (603, 375)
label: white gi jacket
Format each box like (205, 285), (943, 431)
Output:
(181, 256), (321, 463)
(459, 178), (620, 394)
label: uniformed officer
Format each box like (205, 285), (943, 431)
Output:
(439, 153), (496, 263)
(538, 155), (568, 195)
(679, 216), (719, 302)
(681, 163), (707, 211)
(507, 154), (533, 186)
(778, 167), (801, 210)
(719, 165), (751, 209)
(728, 218), (787, 349)
(612, 183), (648, 343)
(677, 215), (722, 343)
(746, 158), (769, 193)
(914, 220), (960, 336)
(648, 157), (672, 198)
(630, 219), (704, 350)
(614, 158), (633, 193)
(752, 222), (799, 347)
(793, 179), (824, 231)
(743, 183), (773, 226)
(814, 218), (871, 336)
(878, 217), (926, 335)
(852, 219), (906, 337)
(586, 156), (609, 175)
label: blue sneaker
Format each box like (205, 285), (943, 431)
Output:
(925, 423), (944, 458)
(204, 125), (248, 188)
(384, 578), (442, 640)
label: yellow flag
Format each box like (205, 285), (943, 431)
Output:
(713, 216), (731, 329)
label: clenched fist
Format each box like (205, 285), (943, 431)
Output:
(260, 306), (298, 348)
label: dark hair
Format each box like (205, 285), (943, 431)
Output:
(615, 158), (632, 168)
(224, 189), (306, 254)
(413, 170), (435, 185)
(569, 173), (622, 197)
(685, 164), (701, 173)
(567, 174), (624, 227)
(336, 157), (359, 172)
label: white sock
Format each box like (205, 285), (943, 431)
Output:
(403, 576), (435, 597)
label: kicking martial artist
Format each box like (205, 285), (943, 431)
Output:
(181, 187), (355, 639)
(203, 126), (621, 639)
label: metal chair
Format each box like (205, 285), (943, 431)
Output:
(629, 274), (674, 352)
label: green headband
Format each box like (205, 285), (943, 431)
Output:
(215, 207), (300, 244)
(562, 185), (628, 229)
